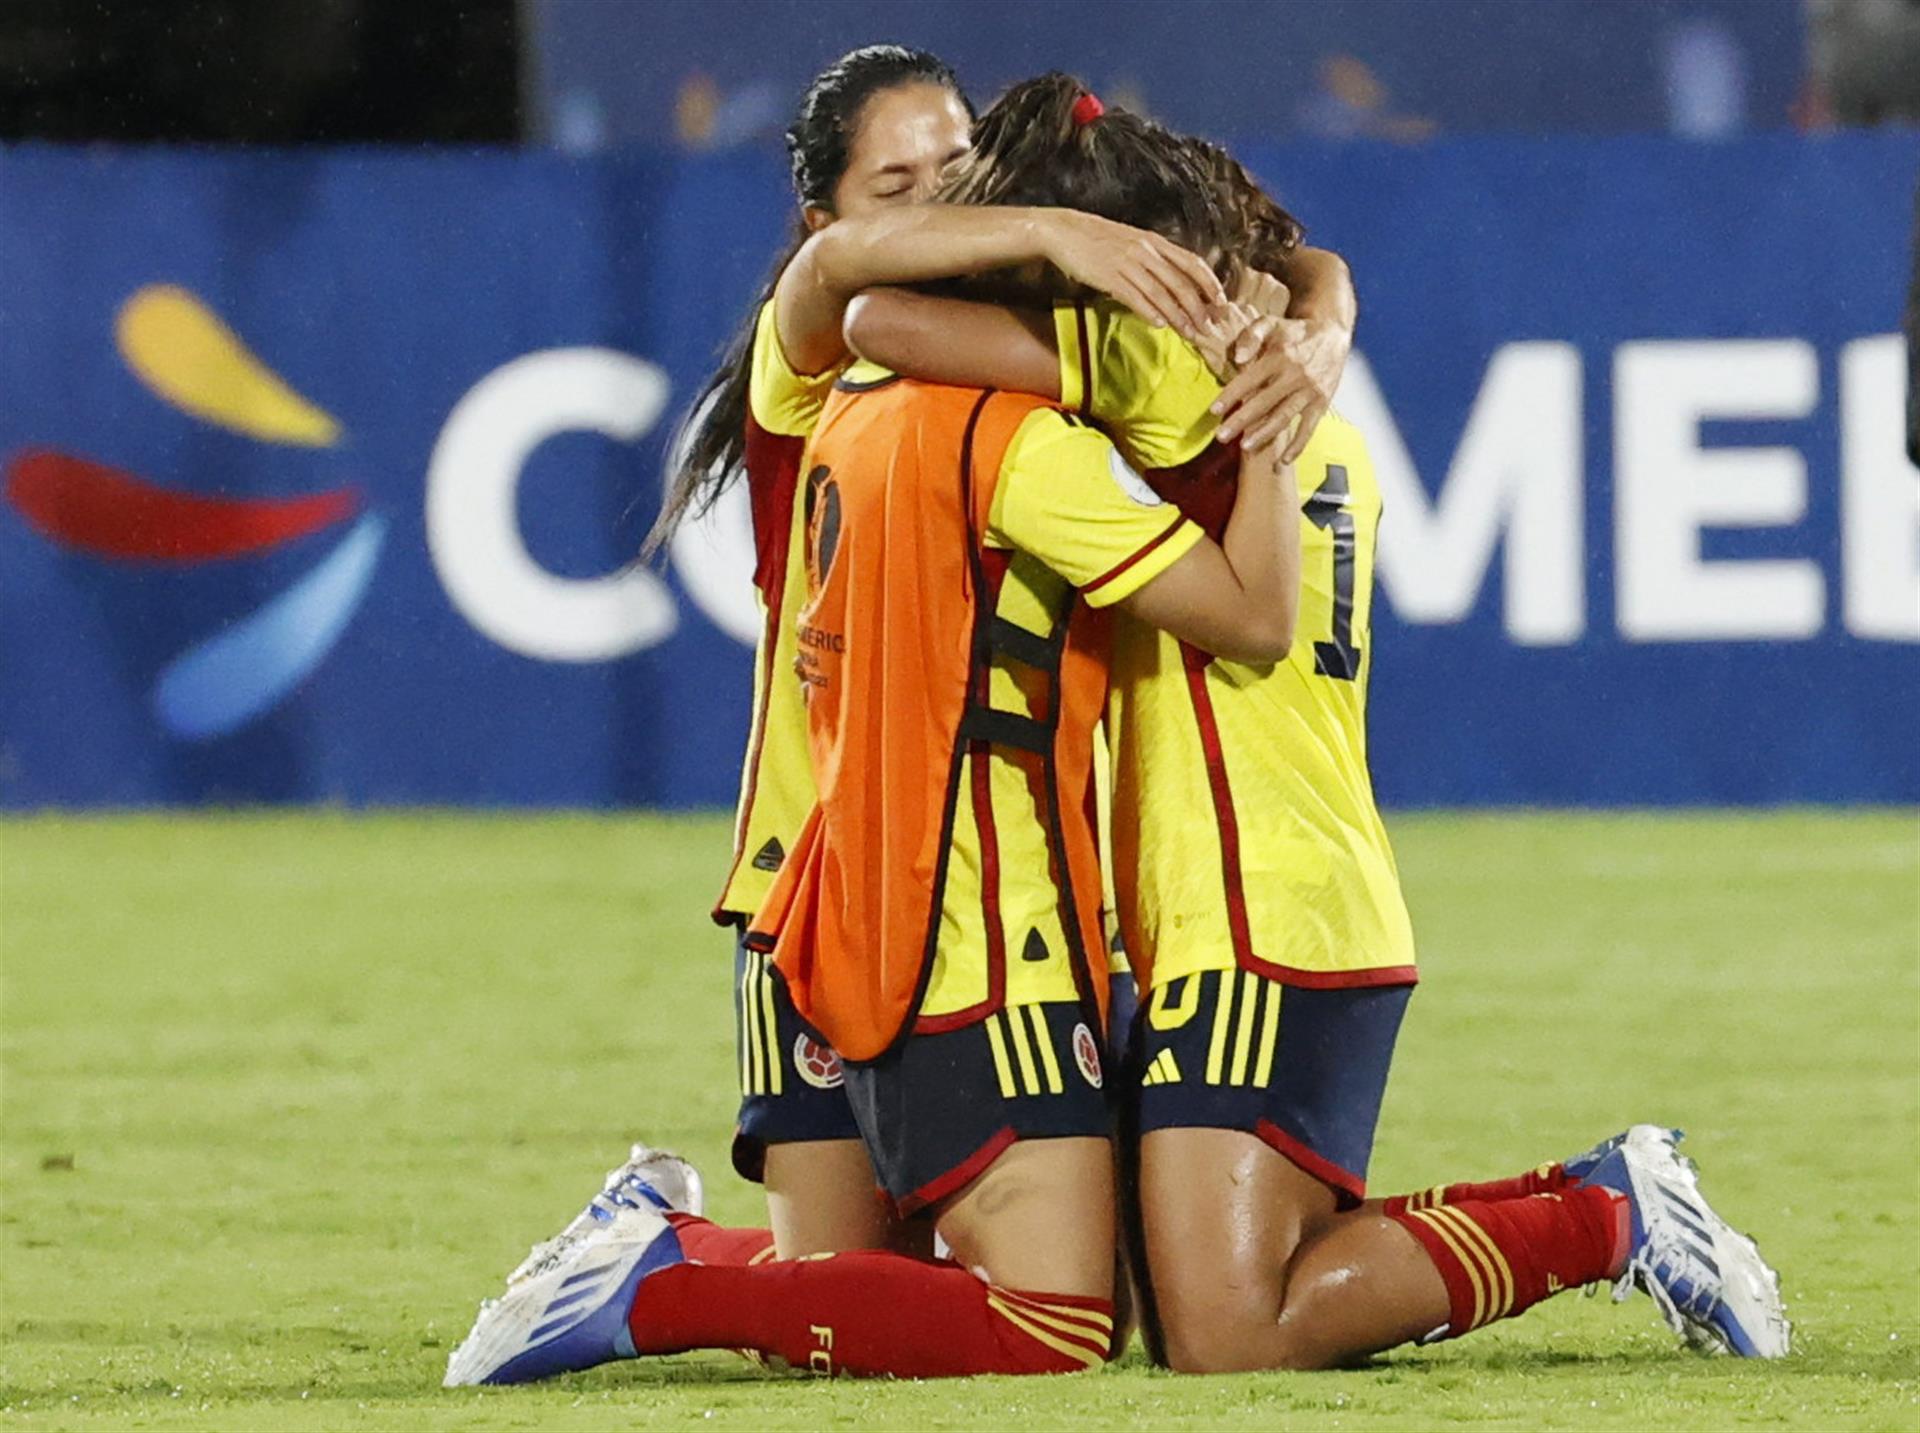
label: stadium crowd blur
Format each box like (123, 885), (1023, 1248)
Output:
(3, 0), (1916, 455)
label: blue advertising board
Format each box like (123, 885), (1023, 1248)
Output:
(1, 133), (1915, 809)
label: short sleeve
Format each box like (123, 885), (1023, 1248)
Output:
(1054, 300), (1222, 470)
(748, 301), (838, 437)
(988, 409), (1204, 609)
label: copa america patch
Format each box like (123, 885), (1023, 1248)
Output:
(1072, 1022), (1103, 1089)
(793, 1034), (844, 1090)
(1107, 447), (1163, 507)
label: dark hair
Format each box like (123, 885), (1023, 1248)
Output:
(940, 74), (1305, 305)
(646, 45), (966, 557)
(1182, 135), (1305, 275)
(938, 72), (1235, 295)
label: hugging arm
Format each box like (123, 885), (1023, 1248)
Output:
(1119, 439), (1301, 665)
(774, 206), (1225, 377)
(1214, 246), (1357, 460)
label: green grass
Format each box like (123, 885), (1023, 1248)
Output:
(2, 809), (1916, 1430)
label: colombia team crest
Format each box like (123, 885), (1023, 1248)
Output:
(1072, 1022), (1103, 1089)
(793, 1034), (845, 1090)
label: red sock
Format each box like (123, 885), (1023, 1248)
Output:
(665, 1214), (776, 1267)
(1381, 1162), (1569, 1216)
(1388, 1186), (1629, 1339)
(628, 1250), (1112, 1377)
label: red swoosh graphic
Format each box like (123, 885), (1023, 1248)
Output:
(4, 449), (358, 561)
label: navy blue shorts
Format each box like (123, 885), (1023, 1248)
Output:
(1107, 961), (1140, 1076)
(843, 1002), (1111, 1216)
(1126, 969), (1411, 1208)
(731, 926), (859, 1182)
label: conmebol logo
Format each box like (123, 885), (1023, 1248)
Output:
(3, 285), (385, 740)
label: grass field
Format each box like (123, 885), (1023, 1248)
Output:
(2, 809), (1916, 1430)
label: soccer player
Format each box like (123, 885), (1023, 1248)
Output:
(446, 89), (1322, 1388)
(441, 61), (1359, 1375)
(643, 46), (1348, 1266)
(837, 77), (1792, 1366)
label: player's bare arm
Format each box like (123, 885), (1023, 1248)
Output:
(841, 264), (1339, 457)
(775, 205), (1226, 375)
(843, 286), (1063, 396)
(1119, 437), (1300, 664)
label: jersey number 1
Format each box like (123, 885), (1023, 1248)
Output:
(1304, 465), (1363, 681)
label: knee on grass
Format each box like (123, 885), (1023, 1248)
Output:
(1155, 1267), (1336, 1374)
(1158, 1251), (1380, 1374)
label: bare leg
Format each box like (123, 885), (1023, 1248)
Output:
(935, 1137), (1117, 1300)
(764, 1139), (932, 1260)
(1140, 1127), (1447, 1372)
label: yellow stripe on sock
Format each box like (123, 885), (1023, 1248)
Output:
(1229, 971), (1260, 1086)
(990, 1295), (1114, 1345)
(986, 1296), (1106, 1369)
(1410, 1209), (1487, 1329)
(1433, 1207), (1515, 1322)
(1027, 1005), (1064, 1095)
(985, 1015), (1018, 1099)
(992, 1287), (1115, 1336)
(1428, 1207), (1505, 1327)
(757, 950), (783, 1096)
(1432, 1207), (1508, 1328)
(1252, 976), (1282, 1088)
(1205, 971), (1236, 1086)
(1005, 1007), (1042, 1096)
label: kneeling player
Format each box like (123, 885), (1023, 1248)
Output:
(841, 78), (1791, 1367)
(445, 91), (1320, 1381)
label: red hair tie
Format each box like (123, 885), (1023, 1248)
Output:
(1071, 92), (1105, 127)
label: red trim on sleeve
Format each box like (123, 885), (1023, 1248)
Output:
(1082, 513), (1188, 598)
(1255, 1118), (1367, 1207)
(896, 1125), (1019, 1216)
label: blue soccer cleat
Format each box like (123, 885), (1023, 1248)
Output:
(505, 1143), (703, 1288)
(1563, 1123), (1683, 1185)
(444, 1198), (685, 1386)
(1582, 1125), (1791, 1358)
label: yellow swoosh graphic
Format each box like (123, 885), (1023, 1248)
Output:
(116, 285), (341, 447)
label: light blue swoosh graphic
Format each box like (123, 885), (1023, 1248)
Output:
(154, 514), (386, 740)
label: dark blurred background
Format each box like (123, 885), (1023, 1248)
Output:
(5, 0), (1919, 146)
(0, 0), (521, 143)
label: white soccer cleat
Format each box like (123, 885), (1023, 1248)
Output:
(507, 1143), (704, 1288)
(1563, 1122), (1683, 1184)
(1585, 1125), (1791, 1358)
(444, 1199), (686, 1386)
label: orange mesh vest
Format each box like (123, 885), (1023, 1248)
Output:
(747, 380), (1111, 1063)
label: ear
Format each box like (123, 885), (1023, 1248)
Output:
(802, 205), (835, 234)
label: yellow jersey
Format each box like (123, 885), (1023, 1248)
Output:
(714, 303), (836, 921)
(920, 377), (1201, 1020)
(750, 365), (1202, 1048)
(1057, 300), (1416, 991)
